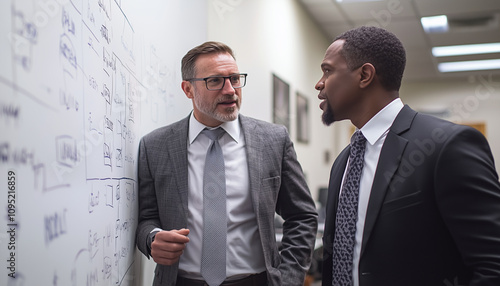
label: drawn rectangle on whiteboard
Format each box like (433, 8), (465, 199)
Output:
(106, 184), (113, 207)
(103, 143), (112, 167)
(56, 135), (78, 168)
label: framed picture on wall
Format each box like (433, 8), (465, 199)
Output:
(273, 74), (290, 131)
(296, 92), (309, 143)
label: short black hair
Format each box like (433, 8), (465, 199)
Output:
(334, 26), (406, 91)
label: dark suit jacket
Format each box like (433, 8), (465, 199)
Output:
(322, 105), (500, 286)
(136, 114), (318, 286)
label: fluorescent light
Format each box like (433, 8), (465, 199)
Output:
(421, 15), (448, 33)
(432, 43), (500, 57)
(438, 59), (500, 72)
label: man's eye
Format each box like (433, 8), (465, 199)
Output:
(207, 78), (222, 84)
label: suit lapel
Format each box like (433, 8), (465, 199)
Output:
(324, 147), (350, 240)
(239, 115), (262, 214)
(170, 116), (190, 220)
(360, 105), (416, 257)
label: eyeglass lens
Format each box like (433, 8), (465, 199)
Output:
(206, 74), (246, 90)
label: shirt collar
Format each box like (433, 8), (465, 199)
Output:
(189, 112), (241, 144)
(359, 98), (404, 145)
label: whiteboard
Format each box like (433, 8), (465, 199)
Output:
(0, 0), (205, 285)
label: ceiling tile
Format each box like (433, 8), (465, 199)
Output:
(427, 29), (500, 46)
(351, 18), (427, 49)
(414, 0), (500, 17)
(338, 0), (416, 22)
(305, 4), (348, 23)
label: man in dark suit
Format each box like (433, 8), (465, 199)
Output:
(136, 41), (318, 286)
(316, 26), (500, 286)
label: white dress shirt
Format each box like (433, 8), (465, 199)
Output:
(178, 113), (266, 280)
(343, 98), (404, 286)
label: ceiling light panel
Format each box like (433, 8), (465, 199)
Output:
(432, 43), (500, 57)
(438, 59), (500, 72)
(421, 15), (449, 33)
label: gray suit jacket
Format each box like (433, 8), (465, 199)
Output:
(136, 114), (318, 286)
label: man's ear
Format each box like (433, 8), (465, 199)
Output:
(181, 81), (194, 99)
(359, 63), (376, 88)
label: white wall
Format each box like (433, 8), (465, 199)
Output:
(401, 76), (500, 172)
(207, 0), (339, 203)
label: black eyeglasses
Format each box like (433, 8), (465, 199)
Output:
(185, 73), (247, 91)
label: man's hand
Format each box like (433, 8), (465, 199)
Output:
(151, 229), (190, 265)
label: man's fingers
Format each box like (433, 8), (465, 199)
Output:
(150, 229), (190, 266)
(151, 242), (185, 265)
(151, 247), (184, 265)
(155, 229), (190, 244)
(172, 228), (190, 237)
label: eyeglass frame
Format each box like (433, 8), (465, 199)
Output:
(185, 73), (248, 91)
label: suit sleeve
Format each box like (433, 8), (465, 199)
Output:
(435, 126), (500, 284)
(135, 137), (161, 258)
(276, 130), (319, 285)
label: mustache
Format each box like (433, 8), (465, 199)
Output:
(217, 95), (238, 103)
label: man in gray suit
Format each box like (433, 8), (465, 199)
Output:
(318, 26), (500, 286)
(136, 41), (318, 286)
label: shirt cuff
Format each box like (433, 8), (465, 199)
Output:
(147, 228), (162, 255)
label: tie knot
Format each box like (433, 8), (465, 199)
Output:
(350, 131), (366, 156)
(352, 131), (366, 145)
(202, 127), (225, 141)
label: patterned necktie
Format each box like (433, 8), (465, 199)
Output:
(201, 128), (227, 286)
(332, 131), (367, 286)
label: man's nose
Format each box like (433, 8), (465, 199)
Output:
(222, 78), (235, 93)
(315, 79), (324, 91)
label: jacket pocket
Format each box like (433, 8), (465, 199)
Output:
(380, 190), (422, 216)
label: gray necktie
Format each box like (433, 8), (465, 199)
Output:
(201, 128), (227, 286)
(332, 131), (366, 286)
